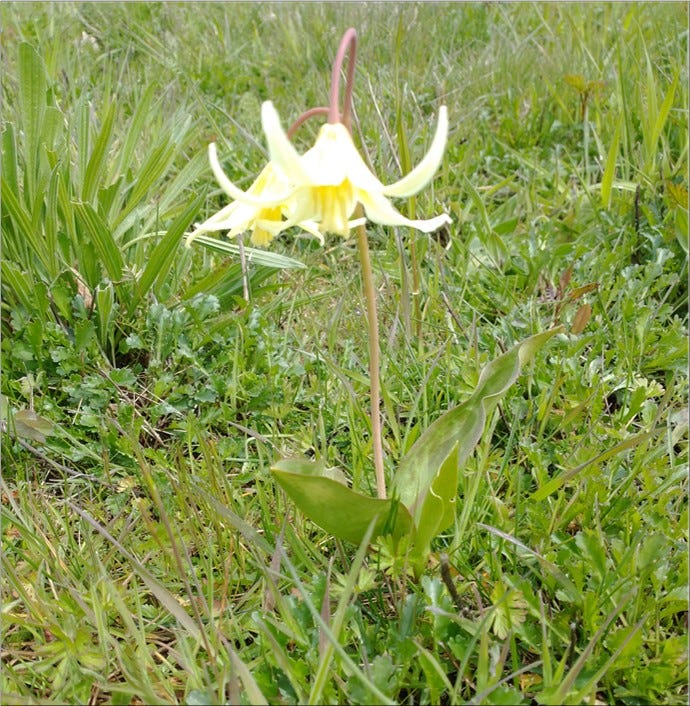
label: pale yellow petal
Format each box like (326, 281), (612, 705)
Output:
(382, 106), (449, 198)
(301, 123), (382, 193)
(261, 101), (310, 181)
(295, 219), (326, 245)
(209, 144), (291, 207)
(197, 203), (261, 234)
(359, 190), (452, 233)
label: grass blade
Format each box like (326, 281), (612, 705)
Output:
(191, 233), (306, 270)
(73, 201), (125, 283)
(66, 500), (202, 641)
(600, 117), (621, 209)
(133, 194), (205, 308)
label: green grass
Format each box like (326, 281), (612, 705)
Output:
(1, 2), (687, 704)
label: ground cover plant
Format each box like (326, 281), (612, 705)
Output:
(1, 3), (688, 704)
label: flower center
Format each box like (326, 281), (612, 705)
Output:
(313, 180), (356, 237)
(251, 206), (283, 246)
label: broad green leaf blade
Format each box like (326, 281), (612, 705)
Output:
(113, 139), (177, 230)
(393, 328), (563, 516)
(95, 281), (116, 350)
(410, 443), (459, 559)
(18, 42), (46, 197)
(651, 71), (678, 152)
(2, 123), (19, 195)
(82, 101), (116, 204)
(116, 84), (156, 177)
(0, 176), (41, 268)
(271, 457), (413, 545)
(182, 260), (276, 309)
(0, 261), (38, 314)
(13, 409), (54, 443)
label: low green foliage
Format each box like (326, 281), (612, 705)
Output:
(272, 328), (563, 571)
(1, 3), (687, 705)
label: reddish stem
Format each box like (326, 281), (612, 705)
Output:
(287, 106), (330, 140)
(329, 28), (357, 129)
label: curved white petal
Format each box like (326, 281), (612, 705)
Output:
(383, 106), (449, 198)
(261, 101), (310, 181)
(185, 214), (238, 246)
(336, 130), (386, 193)
(300, 124), (349, 185)
(301, 123), (383, 193)
(198, 209), (258, 234)
(347, 216), (367, 229)
(209, 143), (291, 207)
(193, 200), (243, 229)
(295, 219), (326, 245)
(359, 191), (452, 233)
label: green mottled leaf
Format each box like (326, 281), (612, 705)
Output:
(394, 328), (563, 518)
(271, 458), (413, 545)
(186, 690), (213, 706)
(410, 443), (459, 559)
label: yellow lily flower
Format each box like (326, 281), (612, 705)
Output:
(187, 101), (451, 247)
(261, 101), (452, 238)
(186, 150), (298, 247)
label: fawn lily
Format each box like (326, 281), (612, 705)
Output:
(186, 100), (451, 246)
(186, 145), (325, 247)
(261, 101), (452, 238)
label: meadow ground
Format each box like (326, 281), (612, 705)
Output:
(1, 3), (688, 704)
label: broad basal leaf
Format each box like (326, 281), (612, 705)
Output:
(271, 458), (413, 545)
(393, 328), (563, 519)
(410, 443), (459, 559)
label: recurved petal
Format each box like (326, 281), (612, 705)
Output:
(382, 106), (449, 199)
(359, 191), (452, 233)
(294, 219), (326, 246)
(192, 200), (244, 230)
(261, 101), (310, 182)
(193, 202), (260, 235)
(209, 144), (292, 207)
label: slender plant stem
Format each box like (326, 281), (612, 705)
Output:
(329, 28), (357, 128)
(237, 234), (250, 302)
(355, 215), (386, 500)
(288, 28), (385, 498)
(287, 106), (330, 140)
(337, 28), (384, 498)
